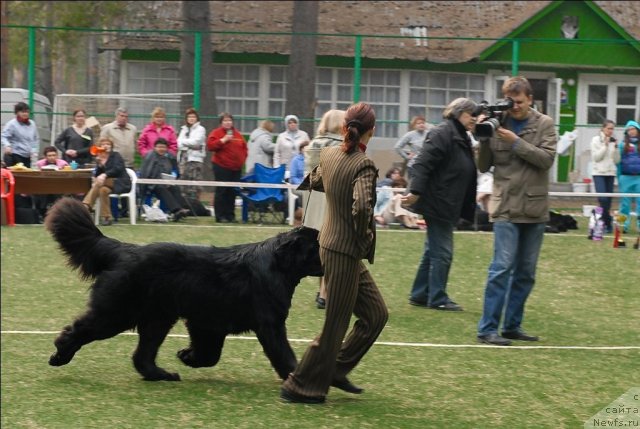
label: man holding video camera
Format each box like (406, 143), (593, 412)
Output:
(476, 76), (557, 346)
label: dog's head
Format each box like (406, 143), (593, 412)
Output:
(274, 226), (323, 277)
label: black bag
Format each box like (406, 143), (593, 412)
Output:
(15, 207), (41, 224)
(184, 197), (210, 217)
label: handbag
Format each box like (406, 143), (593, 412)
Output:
(142, 204), (168, 223)
(302, 189), (326, 231)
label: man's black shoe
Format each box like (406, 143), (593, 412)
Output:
(430, 302), (463, 311)
(477, 333), (512, 346)
(409, 299), (428, 307)
(331, 378), (364, 394)
(280, 387), (325, 404)
(501, 331), (539, 341)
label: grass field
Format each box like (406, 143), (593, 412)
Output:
(1, 218), (639, 429)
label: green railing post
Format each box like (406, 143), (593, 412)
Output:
(353, 35), (362, 103)
(27, 26), (36, 112)
(193, 31), (202, 110)
(512, 39), (520, 76)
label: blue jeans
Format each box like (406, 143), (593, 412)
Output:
(592, 175), (615, 228)
(618, 174), (640, 232)
(477, 222), (546, 336)
(409, 217), (454, 307)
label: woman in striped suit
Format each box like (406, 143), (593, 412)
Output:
(281, 102), (389, 404)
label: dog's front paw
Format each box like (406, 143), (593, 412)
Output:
(142, 370), (181, 381)
(49, 351), (73, 366)
(177, 347), (198, 367)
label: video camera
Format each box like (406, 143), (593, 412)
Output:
(473, 97), (514, 138)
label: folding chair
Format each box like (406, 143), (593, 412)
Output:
(1, 168), (16, 226)
(238, 163), (287, 224)
(94, 168), (138, 225)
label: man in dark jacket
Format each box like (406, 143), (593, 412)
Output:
(139, 138), (190, 221)
(401, 98), (478, 311)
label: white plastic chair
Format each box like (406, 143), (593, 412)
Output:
(94, 168), (137, 225)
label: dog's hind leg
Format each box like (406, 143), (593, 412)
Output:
(133, 319), (180, 381)
(49, 311), (133, 367)
(177, 322), (226, 368)
(255, 324), (297, 380)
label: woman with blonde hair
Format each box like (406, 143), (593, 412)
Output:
(137, 107), (178, 158)
(303, 109), (346, 309)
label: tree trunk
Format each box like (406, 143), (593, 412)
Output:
(180, 1), (217, 132)
(37, 1), (54, 103)
(286, 1), (319, 137)
(0, 2), (9, 87)
(87, 33), (99, 94)
(181, 0), (217, 181)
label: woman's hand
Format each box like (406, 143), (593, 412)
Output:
(66, 149), (77, 157)
(95, 173), (107, 186)
(401, 193), (419, 206)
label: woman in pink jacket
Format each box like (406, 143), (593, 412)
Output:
(137, 107), (178, 158)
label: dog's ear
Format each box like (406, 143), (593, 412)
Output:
(274, 229), (322, 276)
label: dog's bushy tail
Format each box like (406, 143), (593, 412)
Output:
(45, 197), (125, 280)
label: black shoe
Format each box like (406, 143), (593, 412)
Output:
(501, 331), (539, 342)
(172, 209), (189, 222)
(315, 293), (326, 309)
(99, 218), (113, 226)
(331, 377), (364, 394)
(280, 387), (325, 404)
(477, 333), (511, 346)
(408, 299), (428, 307)
(430, 302), (463, 311)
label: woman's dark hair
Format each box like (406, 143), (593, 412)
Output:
(14, 102), (29, 114)
(43, 146), (57, 156)
(601, 119), (615, 129)
(385, 167), (400, 178)
(342, 102), (375, 154)
(185, 107), (200, 122)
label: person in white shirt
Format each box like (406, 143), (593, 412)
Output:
(177, 108), (207, 200)
(590, 119), (618, 233)
(273, 114), (309, 172)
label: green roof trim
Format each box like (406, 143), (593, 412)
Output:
(478, 0), (640, 61)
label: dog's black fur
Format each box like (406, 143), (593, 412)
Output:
(46, 197), (322, 381)
(546, 210), (578, 233)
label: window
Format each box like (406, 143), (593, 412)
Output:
(215, 65), (261, 132)
(409, 72), (485, 124)
(359, 70), (401, 137)
(586, 83), (639, 126)
(314, 68), (353, 123)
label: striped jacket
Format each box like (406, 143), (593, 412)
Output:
(300, 145), (378, 263)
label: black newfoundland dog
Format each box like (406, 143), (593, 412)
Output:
(46, 197), (322, 382)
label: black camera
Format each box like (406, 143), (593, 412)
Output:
(473, 97), (514, 138)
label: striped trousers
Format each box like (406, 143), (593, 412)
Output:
(282, 247), (388, 397)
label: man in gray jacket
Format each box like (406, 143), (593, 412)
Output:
(476, 76), (557, 346)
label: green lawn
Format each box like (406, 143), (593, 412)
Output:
(2, 220), (638, 428)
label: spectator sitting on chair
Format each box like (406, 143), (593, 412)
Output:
(33, 146), (69, 218)
(82, 137), (131, 226)
(139, 138), (190, 222)
(289, 140), (310, 226)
